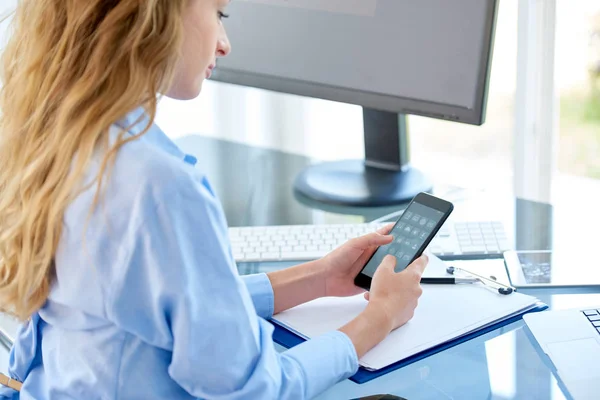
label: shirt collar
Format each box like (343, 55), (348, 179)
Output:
(114, 107), (197, 167)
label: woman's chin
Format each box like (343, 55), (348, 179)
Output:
(165, 81), (203, 101)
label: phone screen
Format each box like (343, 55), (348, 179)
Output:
(361, 202), (446, 277)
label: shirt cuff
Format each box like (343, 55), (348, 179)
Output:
(240, 273), (274, 319)
(283, 331), (359, 399)
(0, 386), (17, 399)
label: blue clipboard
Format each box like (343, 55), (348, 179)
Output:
(270, 303), (548, 384)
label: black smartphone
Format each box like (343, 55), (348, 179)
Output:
(354, 192), (454, 290)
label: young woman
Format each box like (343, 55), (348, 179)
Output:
(0, 1), (427, 398)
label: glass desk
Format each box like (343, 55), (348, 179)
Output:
(176, 134), (600, 400)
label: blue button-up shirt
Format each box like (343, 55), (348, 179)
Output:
(1, 109), (358, 399)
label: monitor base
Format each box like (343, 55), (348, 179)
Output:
(294, 160), (433, 207)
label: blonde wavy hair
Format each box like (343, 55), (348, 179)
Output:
(0, 0), (185, 320)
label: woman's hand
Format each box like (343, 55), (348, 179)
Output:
(266, 223), (393, 314)
(338, 254), (428, 358)
(367, 254), (428, 330)
(319, 224), (394, 298)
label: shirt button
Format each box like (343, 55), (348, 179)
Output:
(183, 154), (197, 166)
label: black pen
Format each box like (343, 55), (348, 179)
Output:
(420, 277), (479, 284)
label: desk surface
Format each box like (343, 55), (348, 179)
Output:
(176, 134), (600, 400)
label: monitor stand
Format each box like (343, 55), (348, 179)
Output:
(293, 109), (433, 207)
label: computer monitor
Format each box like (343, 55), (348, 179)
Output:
(213, 0), (498, 206)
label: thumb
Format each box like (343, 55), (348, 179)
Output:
(378, 254), (397, 273)
(376, 223), (394, 235)
(363, 292), (370, 301)
(352, 232), (393, 249)
(406, 253), (429, 275)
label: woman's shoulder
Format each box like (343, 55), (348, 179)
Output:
(63, 124), (216, 240)
(107, 124), (213, 206)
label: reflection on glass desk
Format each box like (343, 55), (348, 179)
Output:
(175, 135), (600, 399)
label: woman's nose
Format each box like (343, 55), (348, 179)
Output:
(217, 32), (231, 57)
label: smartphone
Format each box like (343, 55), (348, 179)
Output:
(354, 192), (454, 290)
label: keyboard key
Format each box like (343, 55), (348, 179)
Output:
(460, 245), (487, 254)
(260, 252), (280, 260)
(497, 241), (511, 250)
(244, 252), (261, 261)
(593, 321), (600, 328)
(583, 310), (599, 316)
(232, 250), (244, 259)
(281, 250), (325, 260)
(588, 315), (600, 322)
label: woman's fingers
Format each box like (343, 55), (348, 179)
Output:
(376, 223), (394, 235)
(351, 231), (393, 249)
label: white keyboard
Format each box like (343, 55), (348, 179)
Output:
(229, 221), (511, 262)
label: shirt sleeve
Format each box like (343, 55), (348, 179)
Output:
(105, 175), (359, 399)
(240, 274), (274, 319)
(0, 314), (40, 399)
